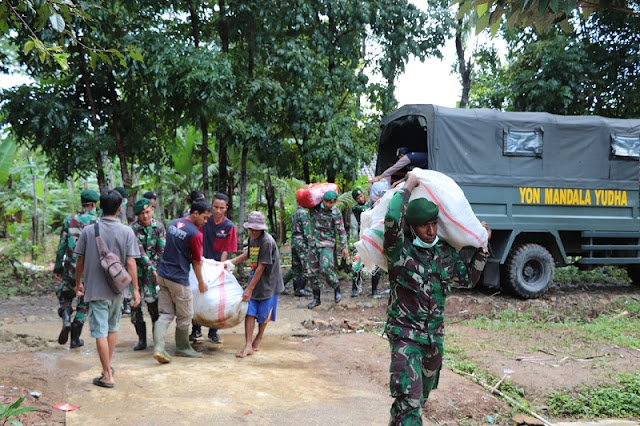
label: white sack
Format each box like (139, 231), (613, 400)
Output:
(355, 169), (488, 272)
(189, 259), (248, 329)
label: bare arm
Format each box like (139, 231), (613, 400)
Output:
(192, 260), (208, 293)
(75, 256), (84, 297)
(126, 257), (140, 308)
(242, 263), (266, 302)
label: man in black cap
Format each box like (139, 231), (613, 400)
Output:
(370, 147), (429, 184)
(384, 171), (491, 425)
(143, 191), (158, 209)
(53, 189), (100, 349)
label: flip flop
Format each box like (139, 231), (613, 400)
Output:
(92, 377), (114, 388)
(98, 367), (115, 379)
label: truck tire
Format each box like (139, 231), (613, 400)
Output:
(503, 243), (555, 299)
(626, 265), (640, 285)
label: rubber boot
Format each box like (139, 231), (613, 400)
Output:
(351, 274), (361, 297)
(153, 321), (172, 364)
(175, 328), (202, 358)
(371, 273), (381, 296)
(307, 290), (321, 309)
(69, 320), (84, 349)
(334, 286), (342, 303)
(58, 307), (72, 345)
(133, 322), (147, 351)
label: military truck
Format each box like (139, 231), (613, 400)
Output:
(376, 104), (640, 298)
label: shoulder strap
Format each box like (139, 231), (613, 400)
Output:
(95, 222), (100, 237)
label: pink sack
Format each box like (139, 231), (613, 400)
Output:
(296, 183), (339, 208)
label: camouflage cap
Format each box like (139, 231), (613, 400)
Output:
(351, 188), (363, 200)
(405, 198), (439, 226)
(80, 189), (100, 203)
(322, 190), (338, 201)
(134, 198), (151, 215)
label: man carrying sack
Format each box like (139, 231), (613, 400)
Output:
(74, 189), (140, 389)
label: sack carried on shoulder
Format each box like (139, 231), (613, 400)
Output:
(95, 223), (132, 294)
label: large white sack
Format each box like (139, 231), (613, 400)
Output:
(356, 169), (488, 272)
(189, 259), (248, 329)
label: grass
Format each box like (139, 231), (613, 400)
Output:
(547, 373), (640, 418)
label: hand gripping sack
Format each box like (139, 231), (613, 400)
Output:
(296, 182), (339, 208)
(189, 259), (248, 329)
(355, 169), (488, 272)
(95, 222), (132, 294)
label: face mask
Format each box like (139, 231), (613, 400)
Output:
(413, 235), (438, 248)
(320, 202), (325, 209)
(89, 208), (97, 215)
(121, 199), (128, 206)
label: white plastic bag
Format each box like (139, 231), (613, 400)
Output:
(189, 259), (248, 329)
(356, 169), (488, 271)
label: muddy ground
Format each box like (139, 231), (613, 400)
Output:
(0, 278), (639, 425)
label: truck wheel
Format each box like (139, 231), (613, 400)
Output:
(503, 243), (555, 299)
(626, 265), (640, 284)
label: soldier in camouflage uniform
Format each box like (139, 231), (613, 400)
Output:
(53, 189), (100, 349)
(350, 187), (383, 297)
(307, 190), (350, 309)
(130, 198), (166, 350)
(384, 172), (491, 425)
(287, 205), (312, 297)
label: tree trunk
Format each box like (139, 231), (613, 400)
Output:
(30, 159), (38, 259)
(216, 0), (230, 194)
(265, 171), (277, 233)
(108, 74), (132, 222)
(238, 142), (248, 249)
(456, 18), (472, 109)
(278, 192), (286, 244)
(76, 38), (107, 190)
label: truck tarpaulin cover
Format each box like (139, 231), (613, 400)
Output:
(296, 183), (339, 208)
(189, 259), (248, 329)
(355, 169), (488, 271)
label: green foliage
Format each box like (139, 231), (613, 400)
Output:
(554, 266), (631, 285)
(547, 374), (640, 417)
(0, 396), (38, 426)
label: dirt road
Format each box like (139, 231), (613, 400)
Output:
(1, 281), (639, 425)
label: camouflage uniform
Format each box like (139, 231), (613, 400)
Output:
(54, 210), (99, 324)
(291, 206), (311, 282)
(384, 188), (487, 425)
(130, 219), (166, 326)
(308, 204), (348, 291)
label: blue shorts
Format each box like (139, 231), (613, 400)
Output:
(89, 299), (123, 338)
(247, 295), (278, 324)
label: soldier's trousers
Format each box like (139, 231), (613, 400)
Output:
(309, 246), (338, 291)
(131, 278), (159, 325)
(55, 278), (88, 323)
(291, 241), (309, 282)
(388, 337), (442, 426)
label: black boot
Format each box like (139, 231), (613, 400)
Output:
(70, 320), (84, 349)
(371, 273), (381, 296)
(294, 278), (311, 297)
(133, 322), (147, 351)
(122, 298), (131, 315)
(307, 290), (321, 309)
(351, 273), (361, 297)
(208, 328), (223, 344)
(189, 324), (202, 341)
(58, 307), (72, 345)
(334, 286), (342, 303)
